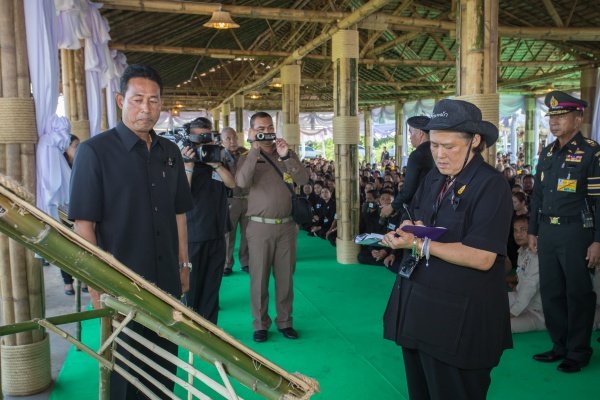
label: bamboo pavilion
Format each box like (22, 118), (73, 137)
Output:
(0, 0), (598, 398)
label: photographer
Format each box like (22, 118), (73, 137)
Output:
(182, 117), (235, 324)
(235, 111), (309, 342)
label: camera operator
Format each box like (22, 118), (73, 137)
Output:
(235, 111), (309, 342)
(221, 127), (250, 276)
(182, 117), (235, 324)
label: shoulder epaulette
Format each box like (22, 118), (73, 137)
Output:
(585, 138), (598, 147)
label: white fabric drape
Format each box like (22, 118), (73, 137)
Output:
(25, 0), (71, 216)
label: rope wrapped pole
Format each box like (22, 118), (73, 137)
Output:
(332, 30), (360, 264)
(0, 176), (319, 400)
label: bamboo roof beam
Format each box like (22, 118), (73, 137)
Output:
(100, 0), (600, 40)
(216, 0), (393, 108)
(109, 43), (593, 68)
(541, 0), (564, 27)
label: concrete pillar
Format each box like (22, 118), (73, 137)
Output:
(281, 65), (301, 154)
(332, 30), (360, 264)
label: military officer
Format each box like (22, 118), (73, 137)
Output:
(235, 112), (309, 342)
(221, 127), (250, 275)
(528, 90), (600, 373)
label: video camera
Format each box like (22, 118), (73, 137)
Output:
(160, 126), (223, 164)
(254, 132), (276, 141)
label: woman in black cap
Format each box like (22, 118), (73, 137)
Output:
(381, 99), (513, 399)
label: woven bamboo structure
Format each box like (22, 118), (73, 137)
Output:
(0, 0), (49, 395)
(60, 48), (90, 141)
(281, 64), (301, 153)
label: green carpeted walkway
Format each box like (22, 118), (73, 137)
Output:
(51, 232), (599, 399)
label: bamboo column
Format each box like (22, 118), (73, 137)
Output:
(364, 109), (372, 165)
(580, 66), (598, 138)
(332, 30), (360, 264)
(281, 65), (301, 154)
(212, 107), (221, 132)
(394, 101), (404, 165)
(60, 48), (90, 141)
(524, 96), (536, 165)
(0, 0), (50, 394)
(221, 102), (230, 129)
(100, 88), (108, 131)
(233, 94), (245, 146)
(456, 0), (499, 164)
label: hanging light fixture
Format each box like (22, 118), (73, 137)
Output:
(203, 6), (240, 30)
(270, 78), (283, 88)
(248, 91), (261, 100)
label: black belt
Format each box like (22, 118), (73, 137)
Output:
(540, 214), (580, 225)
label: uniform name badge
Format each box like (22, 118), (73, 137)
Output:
(557, 178), (577, 192)
(212, 170), (223, 182)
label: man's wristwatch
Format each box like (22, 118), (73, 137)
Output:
(279, 152), (291, 161)
(179, 262), (193, 271)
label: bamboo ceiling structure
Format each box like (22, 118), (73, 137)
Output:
(97, 0), (600, 112)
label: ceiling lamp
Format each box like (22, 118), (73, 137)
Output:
(203, 8), (240, 30)
(248, 91), (261, 100)
(270, 78), (283, 88)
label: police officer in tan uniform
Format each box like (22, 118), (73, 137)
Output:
(529, 91), (600, 373)
(235, 112), (309, 342)
(221, 127), (250, 276)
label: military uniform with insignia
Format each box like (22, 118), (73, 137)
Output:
(528, 91), (597, 372)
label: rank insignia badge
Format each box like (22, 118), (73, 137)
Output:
(550, 96), (559, 108)
(283, 172), (293, 184)
(557, 178), (577, 193)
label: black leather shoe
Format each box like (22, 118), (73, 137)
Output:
(533, 350), (565, 363)
(278, 327), (299, 339)
(223, 267), (232, 276)
(253, 330), (267, 342)
(241, 266), (249, 273)
(557, 358), (588, 373)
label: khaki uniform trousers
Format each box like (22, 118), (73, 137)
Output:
(225, 197), (249, 269)
(246, 219), (297, 330)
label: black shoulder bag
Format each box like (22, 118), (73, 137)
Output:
(259, 150), (313, 225)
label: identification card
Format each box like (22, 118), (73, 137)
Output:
(212, 171), (223, 181)
(557, 178), (577, 192)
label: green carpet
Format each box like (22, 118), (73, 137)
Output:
(51, 233), (600, 399)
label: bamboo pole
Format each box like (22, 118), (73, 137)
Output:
(60, 50), (72, 119)
(74, 48), (87, 121)
(524, 96), (536, 165)
(456, 0), (499, 165)
(0, 180), (319, 399)
(281, 65), (301, 153)
(99, 314), (112, 400)
(233, 94), (245, 146)
(332, 30), (360, 264)
(395, 101), (404, 166)
(364, 110), (372, 165)
(221, 103), (230, 129)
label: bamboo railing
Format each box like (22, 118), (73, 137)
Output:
(0, 176), (319, 399)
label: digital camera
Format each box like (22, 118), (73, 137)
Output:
(255, 132), (276, 141)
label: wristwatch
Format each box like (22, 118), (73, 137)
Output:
(179, 262), (193, 271)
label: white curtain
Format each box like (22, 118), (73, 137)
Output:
(25, 0), (70, 217)
(592, 68), (600, 142)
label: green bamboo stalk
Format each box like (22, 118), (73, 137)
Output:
(0, 183), (318, 399)
(0, 309), (113, 336)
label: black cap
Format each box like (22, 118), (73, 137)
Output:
(423, 99), (499, 147)
(407, 116), (431, 133)
(544, 90), (587, 116)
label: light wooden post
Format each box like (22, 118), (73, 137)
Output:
(364, 110), (372, 165)
(395, 101), (404, 166)
(221, 103), (230, 129)
(100, 88), (108, 131)
(456, 0), (499, 164)
(524, 95), (536, 165)
(581, 66), (598, 138)
(332, 30), (360, 264)
(281, 65), (301, 154)
(0, 0), (50, 395)
(60, 48), (90, 141)
(212, 107), (221, 132)
(233, 94), (245, 145)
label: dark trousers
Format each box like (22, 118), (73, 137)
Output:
(61, 269), (74, 284)
(357, 246), (385, 266)
(187, 238), (226, 324)
(402, 348), (491, 400)
(110, 321), (178, 400)
(537, 222), (596, 362)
